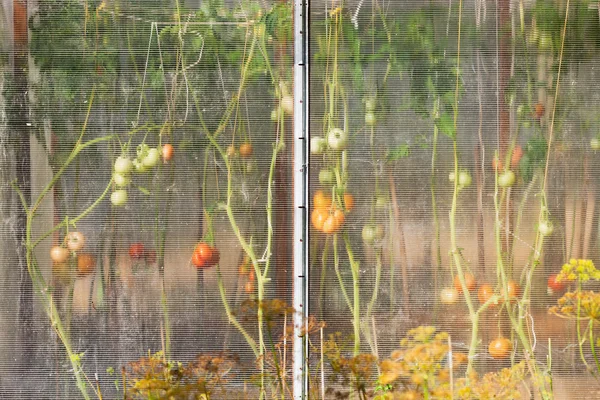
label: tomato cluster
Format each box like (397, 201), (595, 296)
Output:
(311, 190), (349, 234)
(192, 242), (220, 268)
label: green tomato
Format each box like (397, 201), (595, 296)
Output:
(538, 221), (554, 236)
(375, 195), (388, 209)
(327, 128), (348, 151)
(362, 224), (384, 244)
(310, 137), (327, 155)
(319, 169), (335, 185)
(498, 170), (516, 188)
(142, 148), (160, 168)
(111, 189), (128, 206)
(114, 157), (133, 174)
(113, 172), (131, 187)
(365, 112), (376, 127)
(591, 138), (600, 150)
(458, 171), (472, 188)
(133, 159), (148, 173)
(281, 95), (294, 115)
(538, 33), (553, 52)
(365, 98), (376, 112)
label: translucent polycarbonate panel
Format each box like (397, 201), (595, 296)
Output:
(1, 0), (295, 398)
(309, 1), (600, 398)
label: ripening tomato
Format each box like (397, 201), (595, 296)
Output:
(50, 246), (70, 263)
(511, 146), (523, 168)
(192, 242), (218, 268)
(311, 208), (328, 231)
(440, 288), (459, 304)
(534, 103), (545, 118)
(478, 284), (495, 305)
(322, 215), (339, 234)
(454, 272), (477, 294)
(66, 232), (86, 252)
(162, 144), (174, 162)
(488, 337), (512, 359)
(245, 280), (255, 294)
(77, 253), (96, 275)
(129, 243), (145, 259)
(501, 280), (520, 302)
(239, 143), (253, 158)
(313, 190), (332, 210)
(343, 193), (355, 212)
(547, 274), (566, 295)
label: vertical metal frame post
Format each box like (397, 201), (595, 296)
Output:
(292, 0), (309, 398)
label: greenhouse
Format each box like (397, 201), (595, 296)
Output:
(1, 0), (600, 398)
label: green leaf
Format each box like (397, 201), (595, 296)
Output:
(435, 113), (456, 139)
(386, 144), (411, 162)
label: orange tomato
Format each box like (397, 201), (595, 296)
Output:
(333, 209), (345, 227)
(343, 193), (355, 211)
(311, 208), (328, 231)
(77, 253), (96, 275)
(239, 143), (253, 157)
(478, 284), (495, 305)
(245, 281), (255, 294)
(162, 143), (174, 162)
(194, 243), (214, 263)
(192, 251), (206, 268)
(313, 190), (332, 210)
(534, 103), (545, 118)
(248, 270), (255, 282)
(488, 337), (512, 359)
(501, 280), (520, 303)
(322, 215), (339, 234)
(454, 272), (477, 293)
(510, 145), (523, 168)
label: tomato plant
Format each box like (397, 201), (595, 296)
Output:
(488, 337), (512, 359)
(50, 246), (70, 263)
(66, 232), (86, 252)
(129, 243), (145, 259)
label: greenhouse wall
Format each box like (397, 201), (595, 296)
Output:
(1, 0), (600, 398)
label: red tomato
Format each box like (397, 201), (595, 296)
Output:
(488, 337), (512, 359)
(192, 251), (206, 268)
(454, 272), (477, 293)
(547, 274), (566, 295)
(208, 247), (220, 266)
(194, 243), (214, 262)
(129, 243), (145, 259)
